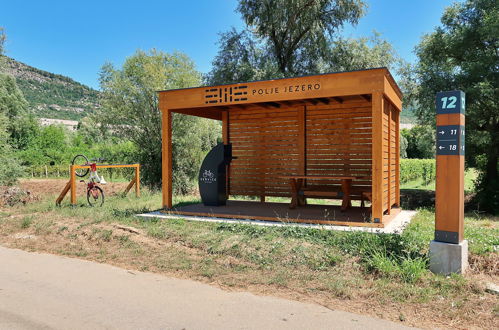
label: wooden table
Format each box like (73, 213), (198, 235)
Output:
(279, 175), (367, 211)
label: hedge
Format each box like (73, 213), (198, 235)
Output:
(400, 159), (435, 184)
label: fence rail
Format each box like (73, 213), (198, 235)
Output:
(27, 165), (136, 181)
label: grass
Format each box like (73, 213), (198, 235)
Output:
(0, 184), (497, 328)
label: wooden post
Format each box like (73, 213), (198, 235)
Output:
(371, 92), (384, 223)
(70, 165), (76, 206)
(386, 104), (392, 214)
(395, 109), (400, 206)
(135, 164), (140, 197)
(162, 110), (173, 209)
(298, 105), (306, 176)
(435, 91), (465, 243)
(56, 181), (71, 205)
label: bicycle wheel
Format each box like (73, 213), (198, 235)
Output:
(72, 154), (89, 177)
(87, 186), (105, 207)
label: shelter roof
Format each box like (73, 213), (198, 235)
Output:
(158, 67), (402, 120)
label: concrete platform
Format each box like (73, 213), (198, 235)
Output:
(138, 204), (416, 234)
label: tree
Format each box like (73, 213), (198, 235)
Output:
(0, 112), (23, 185)
(239, 0), (366, 75)
(414, 0), (499, 213)
(326, 32), (400, 72)
(207, 29), (277, 85)
(0, 27), (5, 57)
(99, 49), (219, 191)
(400, 133), (408, 159)
(9, 113), (40, 151)
(0, 27), (24, 185)
(207, 3), (405, 88)
(401, 126), (435, 159)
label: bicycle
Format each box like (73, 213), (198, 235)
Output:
(71, 154), (107, 207)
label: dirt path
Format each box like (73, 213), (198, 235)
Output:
(0, 246), (414, 330)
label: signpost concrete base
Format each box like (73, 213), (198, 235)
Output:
(429, 240), (468, 275)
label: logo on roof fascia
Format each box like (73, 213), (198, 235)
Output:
(205, 85), (248, 104)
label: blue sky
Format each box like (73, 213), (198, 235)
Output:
(1, 0), (455, 89)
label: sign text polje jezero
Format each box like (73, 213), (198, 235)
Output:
(251, 83), (321, 96)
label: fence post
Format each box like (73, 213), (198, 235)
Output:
(135, 164), (140, 197)
(70, 165), (76, 206)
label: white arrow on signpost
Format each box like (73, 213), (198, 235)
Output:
(439, 131), (445, 135)
(439, 146), (445, 150)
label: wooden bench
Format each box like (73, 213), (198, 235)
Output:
(279, 176), (370, 211)
(300, 186), (372, 207)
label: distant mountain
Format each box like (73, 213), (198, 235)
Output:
(0, 56), (100, 120)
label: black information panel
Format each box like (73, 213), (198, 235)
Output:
(198, 143), (234, 206)
(436, 90), (465, 115)
(436, 125), (465, 156)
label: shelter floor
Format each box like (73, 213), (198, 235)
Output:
(166, 200), (386, 227)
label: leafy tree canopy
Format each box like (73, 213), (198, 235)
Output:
(239, 0), (366, 75)
(0, 73), (28, 119)
(414, 0), (498, 213)
(207, 0), (406, 93)
(99, 49), (219, 191)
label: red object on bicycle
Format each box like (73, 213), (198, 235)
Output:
(90, 163), (97, 171)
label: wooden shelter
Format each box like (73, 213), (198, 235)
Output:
(158, 68), (402, 227)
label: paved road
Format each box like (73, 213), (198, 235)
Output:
(0, 246), (412, 330)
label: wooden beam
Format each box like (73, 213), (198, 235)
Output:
(298, 106), (306, 176)
(265, 102), (281, 108)
(228, 104), (248, 110)
(162, 110), (173, 209)
(135, 164), (140, 197)
(371, 92), (384, 223)
(316, 98), (330, 105)
(281, 100), (297, 106)
(332, 97), (343, 104)
(70, 165), (76, 206)
(383, 76), (403, 110)
(360, 94), (372, 102)
(74, 164), (140, 169)
(124, 178), (136, 194)
(56, 181), (71, 205)
(158, 68), (393, 110)
(172, 108), (222, 120)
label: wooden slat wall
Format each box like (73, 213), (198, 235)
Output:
(228, 100), (373, 199)
(229, 107), (300, 197)
(380, 98), (400, 213)
(305, 101), (372, 198)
